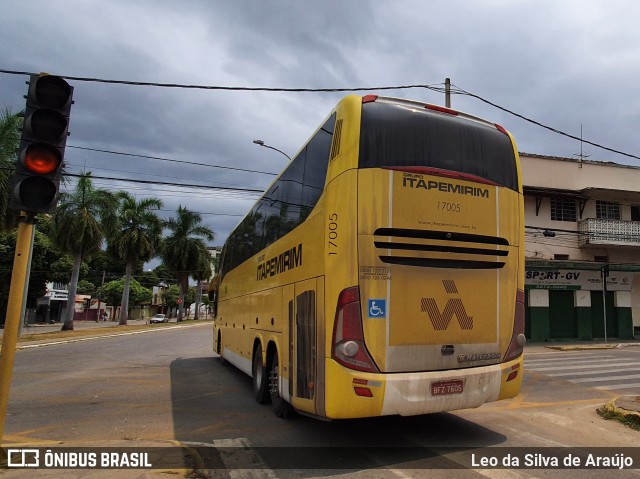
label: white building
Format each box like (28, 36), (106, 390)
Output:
(521, 153), (640, 341)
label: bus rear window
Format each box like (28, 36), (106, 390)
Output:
(359, 102), (518, 191)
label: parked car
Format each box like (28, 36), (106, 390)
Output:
(150, 314), (168, 324)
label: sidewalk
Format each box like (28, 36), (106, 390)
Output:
(525, 338), (640, 353)
(0, 317), (213, 339)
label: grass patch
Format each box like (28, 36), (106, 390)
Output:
(597, 406), (640, 431)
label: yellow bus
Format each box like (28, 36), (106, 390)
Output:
(213, 95), (525, 419)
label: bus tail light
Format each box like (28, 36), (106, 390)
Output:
(425, 104), (458, 116)
(504, 289), (526, 362)
(495, 123), (509, 136)
(332, 287), (380, 373)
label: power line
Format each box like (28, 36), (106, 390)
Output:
(64, 172), (264, 193)
(0, 68), (445, 93)
(450, 83), (640, 162)
(68, 145), (279, 176)
(66, 161), (262, 190)
(2, 68), (639, 163)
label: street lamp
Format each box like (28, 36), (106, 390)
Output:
(253, 139), (292, 161)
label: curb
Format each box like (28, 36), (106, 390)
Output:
(546, 344), (620, 351)
(1, 321), (213, 352)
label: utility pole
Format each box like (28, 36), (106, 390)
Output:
(601, 265), (609, 344)
(0, 214), (36, 439)
(445, 78), (451, 108)
(17, 222), (36, 336)
(96, 271), (105, 321)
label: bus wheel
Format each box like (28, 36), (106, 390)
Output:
(269, 353), (295, 418)
(252, 343), (270, 403)
(217, 331), (226, 365)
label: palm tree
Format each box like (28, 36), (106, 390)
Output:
(192, 250), (213, 320)
(161, 206), (214, 321)
(0, 108), (23, 231)
(113, 193), (163, 325)
(50, 173), (118, 330)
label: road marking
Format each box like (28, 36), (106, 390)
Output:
(526, 352), (640, 394)
(595, 382), (640, 390)
(541, 367), (640, 377)
(571, 374), (640, 383)
(527, 361), (639, 372)
(526, 358), (620, 366)
(525, 354), (615, 363)
(185, 439), (277, 479)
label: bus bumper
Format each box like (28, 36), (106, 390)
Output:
(324, 356), (523, 419)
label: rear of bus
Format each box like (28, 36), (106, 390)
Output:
(326, 96), (525, 418)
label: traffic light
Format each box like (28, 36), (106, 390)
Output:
(10, 74), (73, 213)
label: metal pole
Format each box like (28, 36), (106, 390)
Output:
(0, 214), (36, 440)
(253, 140), (292, 161)
(445, 78), (451, 108)
(17, 221), (36, 336)
(96, 271), (105, 321)
(601, 265), (608, 344)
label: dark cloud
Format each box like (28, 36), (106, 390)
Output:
(1, 0), (640, 245)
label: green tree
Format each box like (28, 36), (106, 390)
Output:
(76, 280), (96, 296)
(0, 108), (22, 232)
(49, 173), (118, 330)
(161, 206), (214, 321)
(0, 229), (58, 325)
(163, 284), (181, 313)
(153, 263), (175, 284)
(49, 255), (89, 284)
(138, 270), (160, 289)
(113, 193), (163, 325)
(102, 278), (152, 312)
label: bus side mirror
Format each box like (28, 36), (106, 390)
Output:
(209, 291), (218, 317)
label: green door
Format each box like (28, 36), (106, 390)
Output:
(524, 290), (532, 340)
(549, 290), (577, 339)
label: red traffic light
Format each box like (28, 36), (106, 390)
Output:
(23, 144), (62, 175)
(9, 74), (73, 214)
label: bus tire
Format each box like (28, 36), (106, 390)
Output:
(269, 353), (295, 418)
(217, 331), (227, 365)
(252, 343), (270, 404)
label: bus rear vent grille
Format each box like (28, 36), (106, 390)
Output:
(374, 228), (509, 270)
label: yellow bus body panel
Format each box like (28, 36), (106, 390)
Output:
(214, 95), (525, 419)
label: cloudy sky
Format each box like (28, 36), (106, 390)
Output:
(2, 0), (640, 247)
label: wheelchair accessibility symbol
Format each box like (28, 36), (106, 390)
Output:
(368, 299), (387, 318)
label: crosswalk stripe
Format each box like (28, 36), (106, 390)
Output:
(539, 367), (637, 377)
(526, 361), (639, 372)
(571, 374), (640, 383)
(524, 351), (640, 393)
(595, 382), (640, 390)
(525, 355), (615, 364)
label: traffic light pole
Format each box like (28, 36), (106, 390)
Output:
(0, 213), (36, 441)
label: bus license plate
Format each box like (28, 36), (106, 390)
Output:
(431, 380), (463, 396)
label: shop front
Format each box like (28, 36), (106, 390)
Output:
(525, 261), (636, 341)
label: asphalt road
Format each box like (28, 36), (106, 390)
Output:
(3, 324), (640, 478)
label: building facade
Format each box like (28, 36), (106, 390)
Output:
(522, 153), (640, 341)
